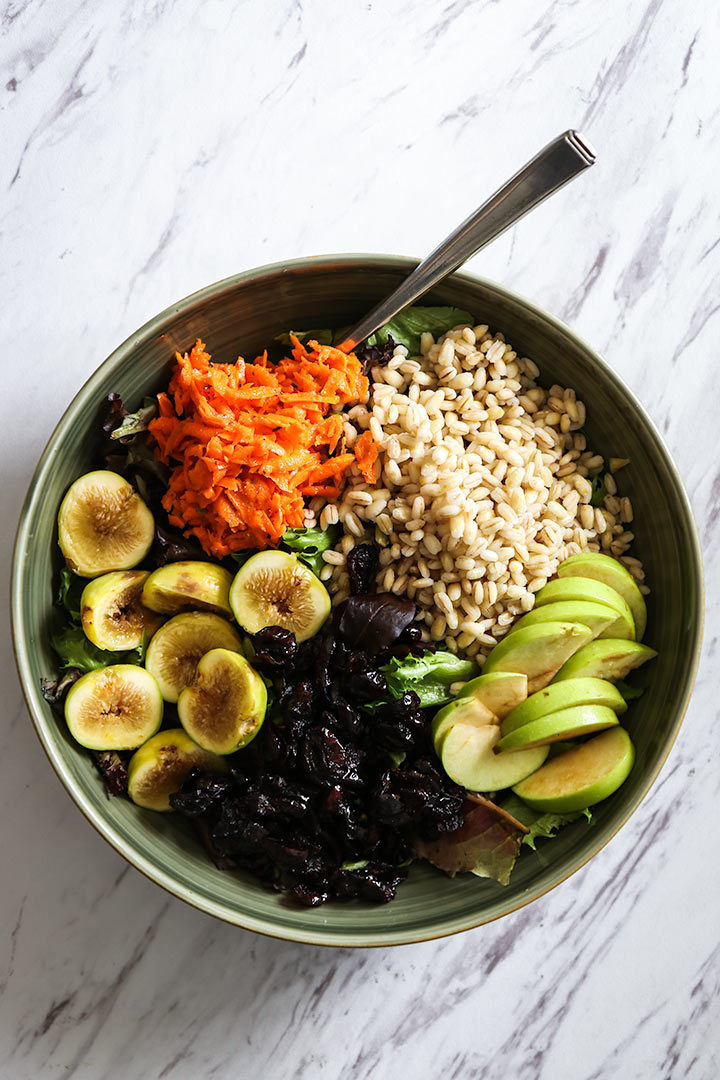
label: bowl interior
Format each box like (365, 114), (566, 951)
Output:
(12, 257), (702, 946)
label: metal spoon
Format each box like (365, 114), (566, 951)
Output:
(336, 130), (596, 353)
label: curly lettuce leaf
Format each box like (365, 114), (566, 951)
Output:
(110, 402), (157, 441)
(51, 625), (146, 673)
(57, 568), (83, 623)
(380, 650), (479, 708)
(501, 794), (591, 850)
(366, 306), (474, 356)
(413, 798), (523, 885)
(281, 525), (342, 577)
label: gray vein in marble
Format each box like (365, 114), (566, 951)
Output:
(61, 903), (171, 1079)
(560, 243), (608, 322)
(1, 1), (719, 1077)
(580, 0), (665, 127)
(430, 0), (498, 40)
(0, 897), (25, 1000)
(10, 42), (95, 187)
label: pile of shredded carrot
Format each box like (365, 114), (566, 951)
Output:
(149, 338), (378, 558)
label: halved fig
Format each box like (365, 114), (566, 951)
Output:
(58, 470), (155, 577)
(141, 561), (233, 616)
(144, 612), (243, 702)
(64, 665), (163, 750)
(81, 571), (163, 650)
(127, 728), (227, 811)
(229, 550), (330, 642)
(178, 648), (267, 754)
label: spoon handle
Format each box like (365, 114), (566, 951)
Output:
(336, 130), (596, 353)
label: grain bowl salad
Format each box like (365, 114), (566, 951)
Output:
(43, 307), (656, 906)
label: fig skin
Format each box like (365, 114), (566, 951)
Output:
(142, 561), (233, 617)
(81, 570), (163, 650)
(177, 648), (267, 755)
(127, 729), (227, 811)
(144, 612), (243, 703)
(229, 550), (331, 642)
(64, 665), (163, 751)
(58, 470), (155, 578)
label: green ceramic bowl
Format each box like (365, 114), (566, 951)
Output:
(12, 256), (703, 947)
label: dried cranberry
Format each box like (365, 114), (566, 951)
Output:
(346, 543), (380, 594)
(373, 692), (426, 752)
(343, 651), (387, 703)
(251, 626), (298, 668)
(353, 861), (408, 903)
(278, 680), (315, 741)
(301, 727), (365, 787)
(170, 768), (234, 816)
(92, 750), (129, 798)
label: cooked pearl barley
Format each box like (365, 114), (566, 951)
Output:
(325, 327), (644, 656)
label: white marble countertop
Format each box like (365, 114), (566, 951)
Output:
(2, 1), (719, 1076)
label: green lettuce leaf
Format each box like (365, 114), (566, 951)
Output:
(501, 794), (591, 850)
(51, 625), (147, 673)
(57, 568), (84, 623)
(379, 650), (479, 708)
(366, 306), (474, 356)
(589, 475), (608, 507)
(281, 525), (341, 577)
(110, 402), (157, 441)
(274, 328), (334, 346)
(230, 550), (259, 570)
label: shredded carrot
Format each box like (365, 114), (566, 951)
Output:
(149, 338), (374, 558)
(354, 431), (380, 484)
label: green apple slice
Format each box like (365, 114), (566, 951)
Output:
(512, 727), (635, 811)
(483, 622), (593, 693)
(558, 552), (647, 640)
(441, 722), (549, 792)
(454, 672), (528, 718)
(552, 639), (657, 682)
(535, 578), (635, 640)
(506, 601), (617, 640)
(431, 696), (496, 753)
(501, 677), (627, 735)
(497, 704), (619, 751)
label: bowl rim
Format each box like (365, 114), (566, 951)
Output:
(11, 253), (704, 947)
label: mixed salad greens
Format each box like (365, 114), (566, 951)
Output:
(41, 307), (657, 905)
